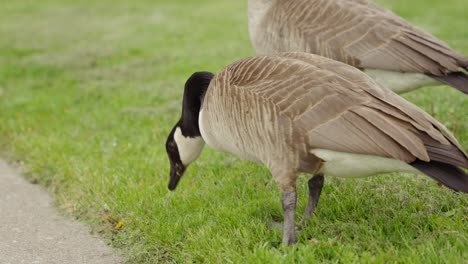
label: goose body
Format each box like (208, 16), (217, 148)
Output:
(166, 53), (468, 245)
(248, 0), (468, 94)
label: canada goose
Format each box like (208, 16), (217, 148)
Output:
(165, 53), (468, 245)
(248, 0), (468, 94)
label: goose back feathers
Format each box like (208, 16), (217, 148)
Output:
(248, 0), (468, 93)
(197, 52), (467, 191)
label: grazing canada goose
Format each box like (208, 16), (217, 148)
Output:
(248, 0), (468, 94)
(165, 53), (468, 245)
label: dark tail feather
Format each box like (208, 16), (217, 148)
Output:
(427, 72), (468, 94)
(411, 160), (468, 193)
(458, 58), (468, 71)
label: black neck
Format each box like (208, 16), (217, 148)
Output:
(179, 71), (214, 137)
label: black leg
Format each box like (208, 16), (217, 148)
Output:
(282, 191), (297, 245)
(301, 174), (324, 226)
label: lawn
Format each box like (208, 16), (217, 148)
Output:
(0, 0), (467, 263)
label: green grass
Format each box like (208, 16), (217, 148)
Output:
(0, 0), (467, 263)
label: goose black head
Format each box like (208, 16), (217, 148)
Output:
(166, 71), (214, 191)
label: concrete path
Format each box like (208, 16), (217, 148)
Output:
(0, 160), (123, 264)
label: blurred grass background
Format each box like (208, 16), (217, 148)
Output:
(0, 0), (467, 263)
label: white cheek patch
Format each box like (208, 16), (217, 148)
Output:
(174, 127), (205, 166)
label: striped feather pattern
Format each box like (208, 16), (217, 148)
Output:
(249, 0), (467, 75)
(201, 53), (466, 178)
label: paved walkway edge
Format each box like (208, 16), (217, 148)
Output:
(0, 160), (123, 264)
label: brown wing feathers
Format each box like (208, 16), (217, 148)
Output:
(310, 110), (416, 161)
(351, 107), (428, 159)
(395, 31), (468, 94)
(290, 0), (468, 91)
(417, 133), (468, 168)
(312, 83), (468, 192)
(298, 53), (468, 190)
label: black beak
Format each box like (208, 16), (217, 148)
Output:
(168, 162), (185, 191)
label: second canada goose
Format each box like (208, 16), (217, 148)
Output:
(248, 0), (468, 94)
(165, 53), (468, 245)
